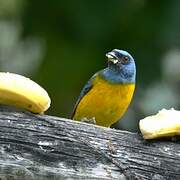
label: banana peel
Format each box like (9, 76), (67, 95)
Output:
(139, 108), (180, 139)
(0, 72), (51, 113)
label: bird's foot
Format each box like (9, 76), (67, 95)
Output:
(80, 117), (96, 125)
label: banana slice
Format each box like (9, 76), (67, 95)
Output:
(139, 108), (180, 139)
(0, 72), (51, 113)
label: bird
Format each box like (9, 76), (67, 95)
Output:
(71, 49), (136, 127)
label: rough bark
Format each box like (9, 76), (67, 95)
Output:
(0, 107), (179, 180)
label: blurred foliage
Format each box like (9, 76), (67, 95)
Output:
(0, 0), (180, 131)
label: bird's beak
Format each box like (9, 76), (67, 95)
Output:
(106, 52), (119, 64)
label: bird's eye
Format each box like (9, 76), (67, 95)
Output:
(123, 56), (129, 62)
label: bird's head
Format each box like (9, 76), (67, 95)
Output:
(106, 49), (135, 71)
(105, 49), (136, 83)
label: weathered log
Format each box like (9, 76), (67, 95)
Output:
(0, 107), (179, 180)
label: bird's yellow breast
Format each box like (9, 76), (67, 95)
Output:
(74, 76), (135, 127)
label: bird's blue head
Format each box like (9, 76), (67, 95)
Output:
(103, 49), (136, 83)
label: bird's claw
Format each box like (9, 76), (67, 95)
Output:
(80, 117), (96, 125)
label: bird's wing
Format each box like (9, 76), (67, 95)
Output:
(71, 73), (98, 119)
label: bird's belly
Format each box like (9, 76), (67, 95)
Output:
(74, 80), (135, 127)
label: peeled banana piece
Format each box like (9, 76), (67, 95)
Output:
(0, 72), (51, 113)
(139, 109), (180, 139)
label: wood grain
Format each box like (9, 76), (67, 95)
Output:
(0, 108), (179, 179)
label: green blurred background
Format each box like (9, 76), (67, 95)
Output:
(0, 0), (180, 131)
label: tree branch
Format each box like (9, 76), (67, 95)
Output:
(0, 108), (179, 180)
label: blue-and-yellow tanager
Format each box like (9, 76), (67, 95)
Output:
(71, 49), (136, 127)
